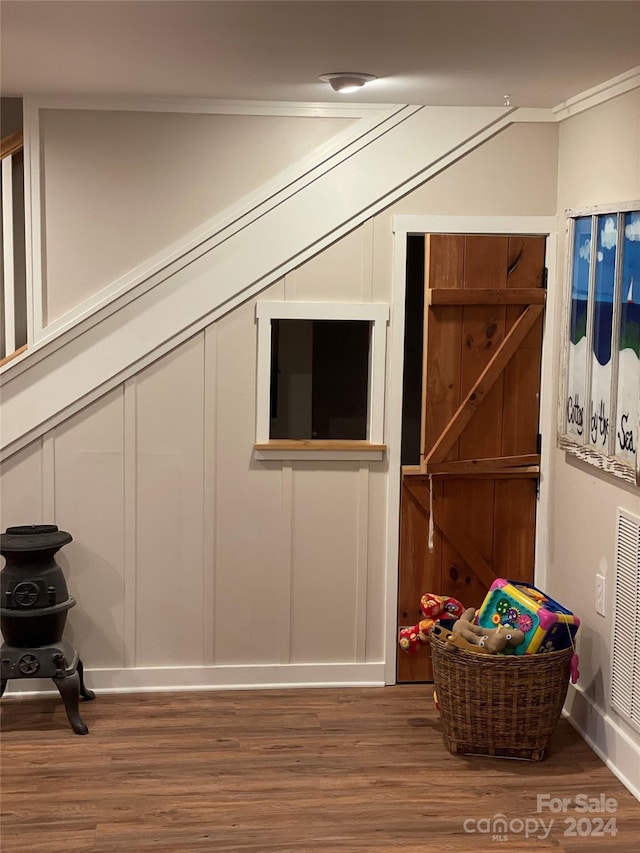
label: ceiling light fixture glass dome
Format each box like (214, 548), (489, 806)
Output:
(319, 73), (377, 93)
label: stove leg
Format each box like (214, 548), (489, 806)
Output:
(53, 672), (89, 735)
(0, 679), (6, 698)
(77, 659), (95, 701)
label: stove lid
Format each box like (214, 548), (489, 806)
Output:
(1, 525), (73, 553)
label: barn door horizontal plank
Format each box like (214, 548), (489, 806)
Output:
(424, 303), (544, 466)
(424, 453), (540, 474)
(427, 467), (539, 479)
(406, 464), (539, 480)
(427, 288), (546, 306)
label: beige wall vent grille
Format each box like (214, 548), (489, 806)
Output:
(611, 508), (640, 732)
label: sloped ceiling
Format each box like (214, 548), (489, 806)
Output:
(1, 0), (638, 108)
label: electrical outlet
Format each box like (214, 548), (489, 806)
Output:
(595, 573), (606, 616)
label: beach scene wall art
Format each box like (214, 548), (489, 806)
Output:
(562, 205), (639, 478)
(617, 210), (640, 463)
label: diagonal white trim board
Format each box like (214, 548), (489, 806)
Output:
(1, 105), (515, 457)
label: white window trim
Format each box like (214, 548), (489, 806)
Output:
(254, 301), (389, 460)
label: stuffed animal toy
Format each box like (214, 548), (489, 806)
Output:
(398, 593), (465, 654)
(447, 607), (525, 654)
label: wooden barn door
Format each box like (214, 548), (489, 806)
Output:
(397, 234), (546, 682)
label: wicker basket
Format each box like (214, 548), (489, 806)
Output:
(430, 633), (573, 761)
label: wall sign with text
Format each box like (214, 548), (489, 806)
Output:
(559, 202), (640, 485)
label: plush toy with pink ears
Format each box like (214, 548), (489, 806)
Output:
(398, 592), (465, 654)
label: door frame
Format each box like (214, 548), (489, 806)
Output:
(384, 215), (558, 684)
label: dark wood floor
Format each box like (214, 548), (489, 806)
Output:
(1, 686), (639, 852)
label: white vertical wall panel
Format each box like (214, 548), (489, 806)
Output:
(213, 297), (284, 665)
(293, 226), (368, 302)
(51, 390), (126, 669)
(365, 463), (388, 663)
(0, 440), (43, 528)
(290, 462), (360, 663)
(202, 325), (218, 666)
(134, 335), (205, 666)
(122, 379), (138, 668)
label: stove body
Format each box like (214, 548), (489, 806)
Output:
(1, 525), (95, 734)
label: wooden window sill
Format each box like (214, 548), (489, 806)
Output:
(254, 440), (386, 461)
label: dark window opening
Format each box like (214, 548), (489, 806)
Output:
(269, 319), (371, 440)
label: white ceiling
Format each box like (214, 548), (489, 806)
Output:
(1, 1), (639, 108)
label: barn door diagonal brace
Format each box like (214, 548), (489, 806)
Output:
(435, 504), (497, 590)
(423, 303), (544, 466)
(403, 478), (496, 589)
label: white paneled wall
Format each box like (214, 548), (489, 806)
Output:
(1, 120), (562, 694)
(1, 225), (387, 693)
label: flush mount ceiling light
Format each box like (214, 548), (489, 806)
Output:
(319, 72), (377, 94)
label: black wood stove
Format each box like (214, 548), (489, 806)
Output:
(0, 524), (95, 734)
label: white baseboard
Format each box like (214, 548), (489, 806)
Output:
(563, 683), (640, 801)
(2, 661), (386, 698)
